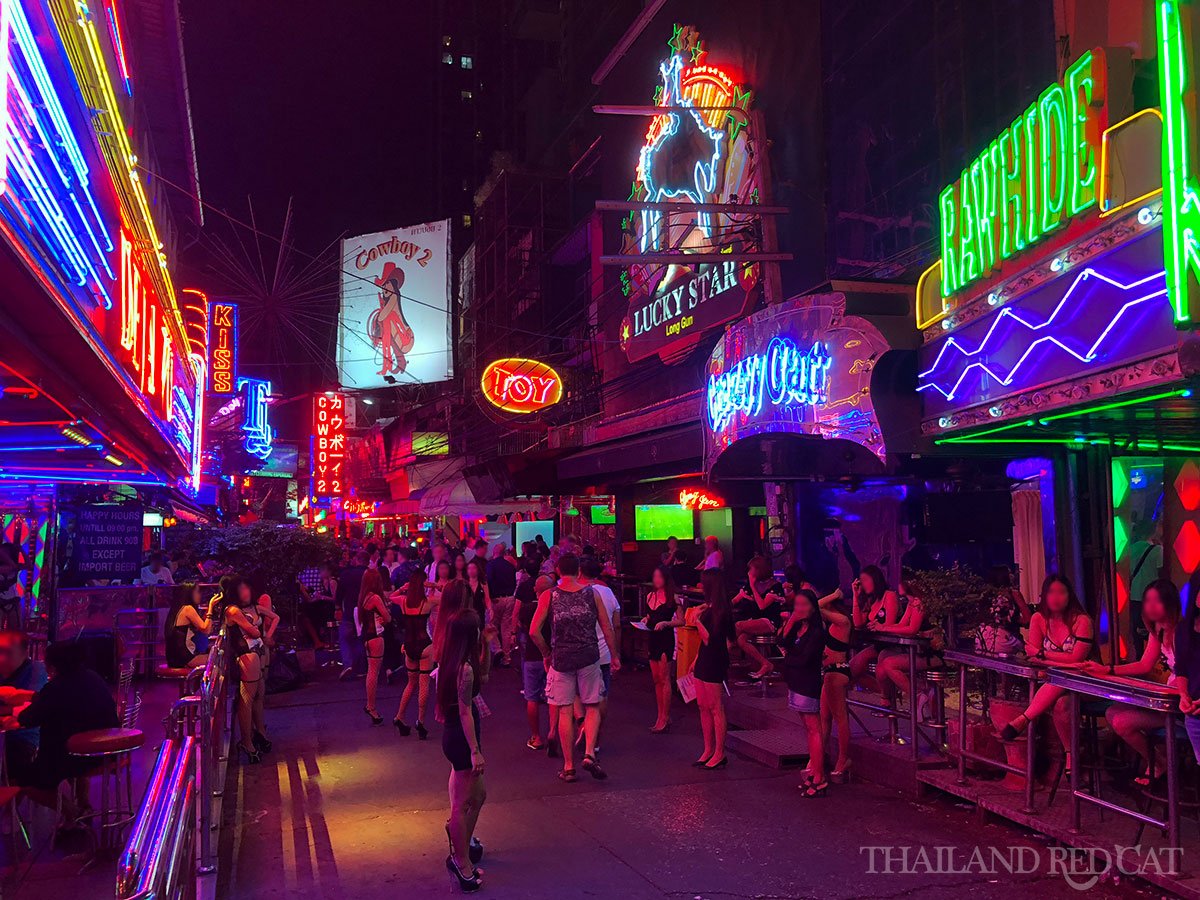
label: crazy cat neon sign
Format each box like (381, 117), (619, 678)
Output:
(707, 337), (831, 432)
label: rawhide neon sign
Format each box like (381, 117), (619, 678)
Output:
(618, 25), (759, 364)
(481, 358), (562, 414)
(937, 51), (1111, 302)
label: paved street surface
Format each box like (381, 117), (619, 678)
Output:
(219, 666), (1154, 899)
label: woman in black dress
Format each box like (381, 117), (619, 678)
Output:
(780, 588), (827, 796)
(641, 566), (682, 733)
(691, 570), (735, 769)
(394, 568), (435, 738)
(439, 608), (489, 892)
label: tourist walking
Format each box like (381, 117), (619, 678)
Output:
(486, 543), (518, 665)
(358, 567), (391, 725)
(579, 557), (620, 751)
(336, 551), (369, 680)
(691, 570), (734, 769)
(517, 574), (557, 751)
(439, 608), (489, 892)
(530, 555), (619, 782)
(643, 566), (682, 733)
(395, 568), (436, 739)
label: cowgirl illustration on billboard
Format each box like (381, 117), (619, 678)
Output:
(369, 261), (415, 376)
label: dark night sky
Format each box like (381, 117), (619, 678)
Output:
(179, 0), (441, 393)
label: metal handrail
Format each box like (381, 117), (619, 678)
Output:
(117, 625), (231, 898)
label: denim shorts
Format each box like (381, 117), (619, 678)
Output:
(788, 690), (819, 714)
(522, 660), (547, 703)
(1185, 715), (1200, 765)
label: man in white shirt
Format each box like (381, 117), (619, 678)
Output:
(425, 542), (448, 581)
(140, 552), (174, 586)
(579, 557), (620, 750)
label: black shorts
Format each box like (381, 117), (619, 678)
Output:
(442, 704), (482, 772)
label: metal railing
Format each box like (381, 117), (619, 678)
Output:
(117, 626), (232, 899)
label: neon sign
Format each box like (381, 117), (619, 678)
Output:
(937, 51), (1110, 301)
(707, 337), (831, 433)
(119, 228), (174, 419)
(619, 25), (759, 364)
(208, 301), (238, 394)
(312, 393), (346, 501)
(480, 358), (562, 414)
(236, 378), (273, 462)
(1158, 0), (1200, 325)
(919, 265), (1169, 402)
(679, 488), (723, 511)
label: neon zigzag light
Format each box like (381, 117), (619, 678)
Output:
(918, 267), (1169, 401)
(638, 54), (725, 252)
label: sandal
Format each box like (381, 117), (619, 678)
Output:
(558, 768), (577, 783)
(582, 754), (608, 780)
(799, 780), (829, 797)
(445, 855), (482, 892)
(526, 737), (546, 751)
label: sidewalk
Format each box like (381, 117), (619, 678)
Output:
(217, 665), (1149, 899)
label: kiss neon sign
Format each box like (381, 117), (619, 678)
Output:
(707, 336), (831, 432)
(312, 393), (346, 501)
(208, 302), (238, 394)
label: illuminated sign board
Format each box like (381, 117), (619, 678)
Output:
(481, 358), (563, 413)
(237, 377), (273, 462)
(618, 25), (760, 363)
(118, 227), (182, 427)
(937, 50), (1111, 303)
(338, 220), (452, 388)
(679, 488), (723, 511)
(412, 432), (449, 455)
(312, 393), (347, 501)
(703, 295), (890, 471)
(207, 301), (238, 393)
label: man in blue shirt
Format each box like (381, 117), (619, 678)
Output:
(0, 630), (48, 784)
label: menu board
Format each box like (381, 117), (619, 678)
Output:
(71, 505), (143, 582)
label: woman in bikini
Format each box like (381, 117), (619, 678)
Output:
(225, 576), (280, 762)
(395, 568), (437, 739)
(358, 567), (392, 726)
(1001, 574), (1094, 756)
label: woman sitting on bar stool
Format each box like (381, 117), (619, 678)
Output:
(1081, 578), (1181, 786)
(733, 556), (791, 680)
(871, 579), (936, 720)
(164, 582), (217, 670)
(847, 565), (901, 701)
(1000, 574), (1094, 759)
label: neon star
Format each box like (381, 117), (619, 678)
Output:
(667, 23), (683, 53)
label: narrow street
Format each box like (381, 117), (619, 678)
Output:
(220, 668), (1150, 899)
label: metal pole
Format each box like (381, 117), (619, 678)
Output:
(1166, 712), (1180, 849)
(909, 644), (919, 761)
(44, 487), (60, 641)
(1023, 678), (1037, 814)
(956, 664), (968, 785)
(1070, 692), (1081, 831)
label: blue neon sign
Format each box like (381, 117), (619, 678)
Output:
(707, 336), (832, 432)
(236, 377), (273, 462)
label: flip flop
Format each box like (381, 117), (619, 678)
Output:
(558, 768), (577, 783)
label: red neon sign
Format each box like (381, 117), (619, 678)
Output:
(480, 358), (563, 414)
(679, 488), (723, 511)
(118, 228), (174, 420)
(312, 393), (346, 500)
(208, 301), (238, 394)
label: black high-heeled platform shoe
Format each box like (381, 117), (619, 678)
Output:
(416, 721), (429, 740)
(394, 718), (411, 736)
(446, 855), (481, 892)
(252, 731), (272, 754)
(364, 706), (383, 726)
(238, 744), (262, 765)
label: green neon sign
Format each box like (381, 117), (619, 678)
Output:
(939, 51), (1107, 300)
(1158, 0), (1200, 325)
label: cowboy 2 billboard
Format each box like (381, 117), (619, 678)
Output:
(337, 220), (453, 388)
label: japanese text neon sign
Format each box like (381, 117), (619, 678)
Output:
(480, 358), (562, 413)
(938, 51), (1108, 300)
(312, 393), (346, 501)
(679, 488), (723, 511)
(237, 377), (273, 462)
(208, 301), (238, 394)
(707, 337), (831, 432)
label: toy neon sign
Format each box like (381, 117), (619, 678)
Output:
(707, 336), (831, 432)
(208, 301), (238, 394)
(312, 393), (346, 501)
(237, 378), (273, 462)
(480, 358), (562, 414)
(938, 51), (1109, 300)
(679, 488), (723, 511)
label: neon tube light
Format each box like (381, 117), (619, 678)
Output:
(103, 2), (132, 96)
(918, 267), (1169, 400)
(707, 336), (831, 432)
